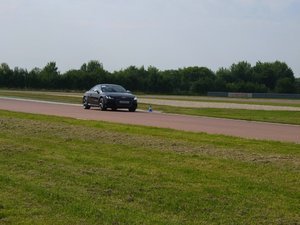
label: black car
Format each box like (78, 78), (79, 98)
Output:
(82, 84), (138, 112)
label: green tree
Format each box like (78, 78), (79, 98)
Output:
(13, 67), (27, 88)
(86, 60), (108, 85)
(161, 70), (181, 94)
(230, 61), (252, 82)
(295, 78), (300, 94)
(275, 77), (295, 93)
(27, 67), (42, 88)
(190, 77), (215, 94)
(0, 60), (297, 95)
(147, 66), (163, 92)
(179, 67), (215, 94)
(253, 61), (295, 91)
(115, 66), (146, 91)
(0, 63), (13, 87)
(40, 62), (60, 88)
(216, 67), (233, 83)
(86, 60), (103, 73)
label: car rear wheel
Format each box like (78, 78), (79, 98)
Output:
(83, 97), (90, 109)
(99, 98), (107, 111)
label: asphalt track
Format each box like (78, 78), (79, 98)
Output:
(0, 97), (299, 144)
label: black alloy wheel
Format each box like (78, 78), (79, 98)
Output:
(83, 97), (90, 109)
(128, 106), (136, 112)
(99, 98), (107, 111)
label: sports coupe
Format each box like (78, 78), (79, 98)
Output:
(82, 84), (138, 112)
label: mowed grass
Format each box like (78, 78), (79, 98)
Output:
(1, 89), (300, 124)
(0, 90), (80, 104)
(139, 95), (300, 108)
(139, 103), (300, 125)
(0, 110), (299, 224)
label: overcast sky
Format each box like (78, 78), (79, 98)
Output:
(1, 0), (299, 76)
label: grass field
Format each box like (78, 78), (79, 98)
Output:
(1, 89), (300, 125)
(139, 95), (300, 108)
(0, 90), (80, 104)
(0, 110), (299, 224)
(138, 103), (300, 125)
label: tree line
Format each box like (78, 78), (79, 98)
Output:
(0, 60), (299, 94)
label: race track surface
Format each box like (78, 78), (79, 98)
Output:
(0, 97), (299, 143)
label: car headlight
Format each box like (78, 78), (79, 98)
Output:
(106, 96), (114, 99)
(134, 96), (137, 101)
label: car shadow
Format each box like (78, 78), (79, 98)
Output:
(89, 108), (144, 113)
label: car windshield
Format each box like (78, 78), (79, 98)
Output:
(101, 85), (126, 93)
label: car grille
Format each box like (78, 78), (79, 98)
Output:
(115, 97), (132, 101)
(114, 96), (133, 106)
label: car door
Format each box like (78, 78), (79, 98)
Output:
(86, 85), (100, 105)
(90, 87), (101, 105)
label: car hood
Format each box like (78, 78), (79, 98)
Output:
(104, 92), (135, 98)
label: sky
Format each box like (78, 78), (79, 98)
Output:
(0, 0), (300, 77)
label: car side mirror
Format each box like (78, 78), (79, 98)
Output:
(95, 90), (100, 94)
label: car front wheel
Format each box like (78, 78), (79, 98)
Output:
(128, 106), (136, 112)
(83, 97), (90, 109)
(99, 98), (107, 111)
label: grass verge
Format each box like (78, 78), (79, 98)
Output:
(139, 95), (300, 107)
(139, 103), (300, 125)
(0, 90), (80, 104)
(0, 110), (299, 224)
